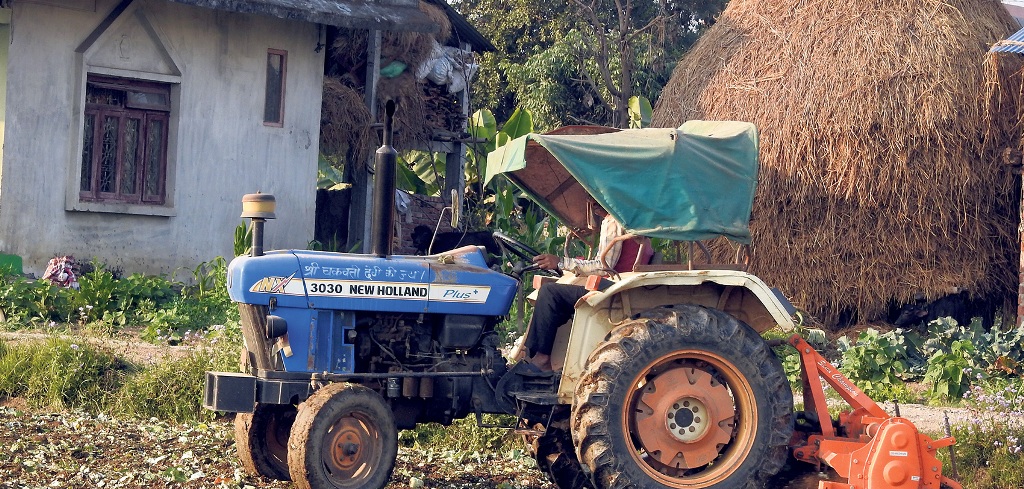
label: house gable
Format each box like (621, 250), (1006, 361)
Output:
(77, 1), (182, 80)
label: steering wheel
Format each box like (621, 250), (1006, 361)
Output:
(491, 231), (561, 277)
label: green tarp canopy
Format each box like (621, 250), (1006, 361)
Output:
(485, 121), (759, 244)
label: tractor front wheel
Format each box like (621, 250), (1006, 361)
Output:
(287, 383), (398, 489)
(572, 305), (793, 488)
(235, 403), (295, 481)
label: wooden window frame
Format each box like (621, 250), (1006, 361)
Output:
(264, 49), (287, 127)
(80, 75), (170, 205)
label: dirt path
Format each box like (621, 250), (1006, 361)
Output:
(0, 330), (192, 365)
(792, 393), (969, 436)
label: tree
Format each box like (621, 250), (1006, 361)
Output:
(454, 0), (727, 129)
(566, 0), (728, 127)
(452, 0), (578, 123)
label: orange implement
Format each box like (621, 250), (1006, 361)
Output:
(788, 335), (963, 489)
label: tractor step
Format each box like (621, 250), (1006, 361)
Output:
(509, 391), (559, 405)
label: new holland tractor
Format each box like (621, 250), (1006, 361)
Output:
(204, 103), (963, 489)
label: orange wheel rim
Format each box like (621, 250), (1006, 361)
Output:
(622, 350), (758, 487)
(322, 412), (382, 486)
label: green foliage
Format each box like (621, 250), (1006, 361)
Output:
(923, 317), (1024, 375)
(628, 96), (653, 129)
(453, 0), (578, 123)
(317, 153), (348, 190)
(455, 0), (728, 127)
(0, 261), (178, 332)
(396, 155), (431, 195)
(0, 324), (242, 423)
(767, 327), (829, 391)
(308, 234), (349, 253)
(501, 30), (607, 130)
(234, 221), (252, 257)
(924, 339), (973, 400)
(394, 106), (531, 201)
(0, 275), (68, 324)
(947, 423), (1024, 489)
(778, 344), (803, 390)
(497, 106), (534, 140)
(124, 258), (235, 344)
(814, 319), (1024, 405)
(73, 263), (175, 329)
(469, 109), (497, 142)
(401, 415), (520, 453)
(837, 328), (910, 395)
(181, 257), (228, 302)
(0, 256), (233, 349)
(0, 337), (123, 412)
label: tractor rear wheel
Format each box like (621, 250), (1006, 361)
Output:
(287, 383), (398, 489)
(235, 403), (295, 481)
(572, 305), (793, 489)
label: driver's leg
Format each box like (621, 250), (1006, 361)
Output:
(526, 283), (588, 371)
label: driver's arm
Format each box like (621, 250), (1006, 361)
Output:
(532, 253), (562, 270)
(533, 253), (603, 275)
(532, 216), (623, 275)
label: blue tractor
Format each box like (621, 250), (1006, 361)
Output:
(204, 104), (962, 489)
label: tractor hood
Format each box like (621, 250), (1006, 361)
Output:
(485, 121), (759, 244)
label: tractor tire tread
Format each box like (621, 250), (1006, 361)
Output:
(571, 305), (793, 489)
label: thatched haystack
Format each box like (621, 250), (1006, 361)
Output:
(652, 0), (1024, 327)
(320, 77), (372, 159)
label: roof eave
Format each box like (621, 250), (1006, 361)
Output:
(167, 0), (438, 33)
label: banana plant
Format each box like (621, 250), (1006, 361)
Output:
(628, 95), (652, 129)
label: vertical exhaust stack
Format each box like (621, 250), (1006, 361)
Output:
(370, 100), (398, 258)
(241, 193), (276, 257)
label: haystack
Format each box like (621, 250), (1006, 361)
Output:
(327, 1), (458, 152)
(320, 77), (372, 159)
(652, 0), (1023, 327)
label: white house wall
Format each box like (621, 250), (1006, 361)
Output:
(0, 0), (324, 277)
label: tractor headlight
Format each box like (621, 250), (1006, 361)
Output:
(265, 315), (287, 338)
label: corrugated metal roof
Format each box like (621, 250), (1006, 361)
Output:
(167, 0), (437, 33)
(991, 25), (1024, 54)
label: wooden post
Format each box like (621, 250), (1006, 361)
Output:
(442, 41), (474, 229)
(348, 29), (382, 253)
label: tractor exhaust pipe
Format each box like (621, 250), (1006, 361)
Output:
(370, 100), (397, 258)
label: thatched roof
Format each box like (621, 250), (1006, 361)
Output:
(652, 0), (1024, 327)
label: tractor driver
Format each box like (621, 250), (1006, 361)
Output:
(524, 206), (649, 371)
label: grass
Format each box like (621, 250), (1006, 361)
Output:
(0, 329), (240, 423)
(0, 336), (123, 413)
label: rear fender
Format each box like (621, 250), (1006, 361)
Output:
(555, 270), (796, 402)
